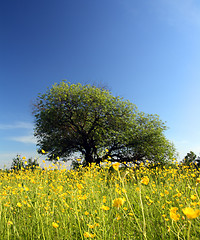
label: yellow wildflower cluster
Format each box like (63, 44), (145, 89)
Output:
(170, 207), (180, 221)
(0, 156), (200, 239)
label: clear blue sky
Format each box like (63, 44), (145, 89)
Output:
(1, 0), (200, 168)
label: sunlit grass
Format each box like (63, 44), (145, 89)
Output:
(0, 160), (200, 239)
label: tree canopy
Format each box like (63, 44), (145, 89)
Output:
(33, 81), (176, 166)
(181, 151), (200, 168)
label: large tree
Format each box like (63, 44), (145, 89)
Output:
(33, 81), (175, 165)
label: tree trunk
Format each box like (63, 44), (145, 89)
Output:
(85, 150), (94, 166)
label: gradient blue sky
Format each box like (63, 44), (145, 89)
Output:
(1, 0), (200, 168)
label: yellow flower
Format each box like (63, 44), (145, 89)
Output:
(115, 188), (121, 195)
(141, 176), (149, 185)
(87, 224), (95, 229)
(116, 214), (121, 221)
(177, 192), (182, 197)
(169, 207), (180, 221)
(22, 156), (26, 160)
(170, 207), (178, 213)
(196, 178), (200, 183)
(84, 232), (91, 238)
(191, 202), (197, 206)
(112, 162), (120, 171)
(182, 207), (200, 219)
(170, 212), (180, 221)
(128, 212), (134, 216)
(164, 190), (169, 195)
(100, 205), (110, 211)
(17, 202), (22, 208)
(191, 195), (197, 201)
(41, 149), (45, 153)
(77, 183), (84, 190)
(94, 222), (100, 227)
(112, 198), (125, 208)
(52, 222), (59, 228)
(7, 221), (13, 225)
(84, 211), (89, 216)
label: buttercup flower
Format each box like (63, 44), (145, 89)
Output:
(112, 162), (120, 171)
(191, 195), (197, 201)
(84, 211), (89, 216)
(17, 202), (22, 208)
(52, 222), (59, 228)
(112, 197), (126, 208)
(170, 207), (178, 213)
(77, 183), (84, 190)
(84, 232), (90, 238)
(100, 205), (110, 211)
(182, 207), (200, 219)
(141, 176), (149, 185)
(170, 212), (180, 221)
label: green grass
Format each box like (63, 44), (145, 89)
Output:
(0, 161), (200, 239)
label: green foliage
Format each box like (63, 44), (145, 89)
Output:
(33, 81), (176, 165)
(11, 155), (39, 171)
(11, 155), (25, 171)
(25, 158), (39, 171)
(182, 151), (196, 165)
(181, 151), (200, 168)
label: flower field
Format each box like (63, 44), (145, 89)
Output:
(0, 160), (200, 239)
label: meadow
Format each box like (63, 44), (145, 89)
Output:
(0, 160), (200, 239)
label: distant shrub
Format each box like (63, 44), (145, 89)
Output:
(11, 155), (39, 171)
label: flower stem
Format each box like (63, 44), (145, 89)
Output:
(187, 220), (192, 240)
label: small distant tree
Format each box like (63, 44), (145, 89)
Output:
(11, 155), (39, 171)
(182, 151), (197, 166)
(25, 158), (39, 170)
(11, 155), (25, 171)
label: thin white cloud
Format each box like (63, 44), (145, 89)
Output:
(0, 121), (34, 130)
(9, 135), (37, 144)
